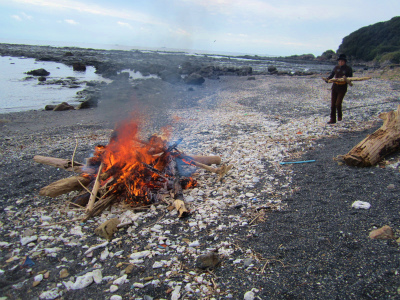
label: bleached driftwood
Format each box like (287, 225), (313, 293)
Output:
(343, 105), (400, 167)
(33, 155), (83, 172)
(39, 176), (91, 198)
(327, 76), (371, 83)
(86, 162), (104, 213)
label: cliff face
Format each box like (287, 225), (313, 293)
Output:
(338, 16), (400, 62)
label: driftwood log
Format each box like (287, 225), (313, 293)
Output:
(184, 154), (221, 165)
(39, 176), (91, 198)
(33, 155), (84, 172)
(343, 105), (400, 167)
(327, 76), (371, 83)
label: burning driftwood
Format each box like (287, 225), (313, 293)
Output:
(343, 105), (400, 167)
(34, 119), (231, 220)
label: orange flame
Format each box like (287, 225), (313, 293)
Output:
(86, 117), (197, 205)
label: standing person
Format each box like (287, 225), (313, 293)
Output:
(323, 54), (353, 124)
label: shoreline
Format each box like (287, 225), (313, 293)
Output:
(1, 46), (400, 299)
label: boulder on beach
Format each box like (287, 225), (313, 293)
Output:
(238, 66), (252, 76)
(73, 62), (86, 71)
(44, 105), (56, 111)
(159, 69), (182, 84)
(53, 102), (75, 111)
(268, 66), (278, 74)
(77, 95), (99, 109)
(26, 68), (50, 76)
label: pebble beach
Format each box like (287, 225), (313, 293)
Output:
(1, 46), (400, 299)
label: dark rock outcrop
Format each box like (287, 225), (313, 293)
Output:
(184, 73), (205, 85)
(26, 68), (50, 76)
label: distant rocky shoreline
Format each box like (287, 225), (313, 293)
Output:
(0, 42), (337, 79)
(0, 42), (343, 112)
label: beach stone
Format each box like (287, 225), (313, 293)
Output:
(124, 264), (134, 274)
(110, 285), (119, 292)
(94, 218), (120, 240)
(33, 280), (41, 287)
(243, 258), (253, 267)
(244, 291), (255, 300)
(195, 251), (221, 269)
(59, 269), (70, 279)
(369, 225), (394, 240)
(110, 296), (123, 300)
(22, 229), (36, 237)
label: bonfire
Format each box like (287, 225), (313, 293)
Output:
(34, 118), (231, 221)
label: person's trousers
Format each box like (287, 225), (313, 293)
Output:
(330, 84), (347, 122)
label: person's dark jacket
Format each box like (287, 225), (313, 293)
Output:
(328, 65), (353, 80)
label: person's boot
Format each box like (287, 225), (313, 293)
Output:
(327, 120), (336, 124)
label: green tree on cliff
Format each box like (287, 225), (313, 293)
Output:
(337, 16), (400, 62)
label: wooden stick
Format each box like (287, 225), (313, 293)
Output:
(183, 154), (221, 165)
(33, 155), (84, 173)
(184, 158), (233, 181)
(86, 162), (104, 213)
(82, 194), (116, 222)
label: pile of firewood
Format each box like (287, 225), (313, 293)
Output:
(34, 121), (231, 221)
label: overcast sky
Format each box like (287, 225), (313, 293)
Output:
(0, 0), (398, 56)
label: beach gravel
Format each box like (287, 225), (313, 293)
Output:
(1, 63), (400, 299)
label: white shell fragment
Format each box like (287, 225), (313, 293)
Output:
(84, 241), (109, 255)
(351, 201), (371, 209)
(129, 250), (151, 260)
(20, 235), (37, 246)
(71, 273), (94, 290)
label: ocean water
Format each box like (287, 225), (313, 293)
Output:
(0, 55), (107, 113)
